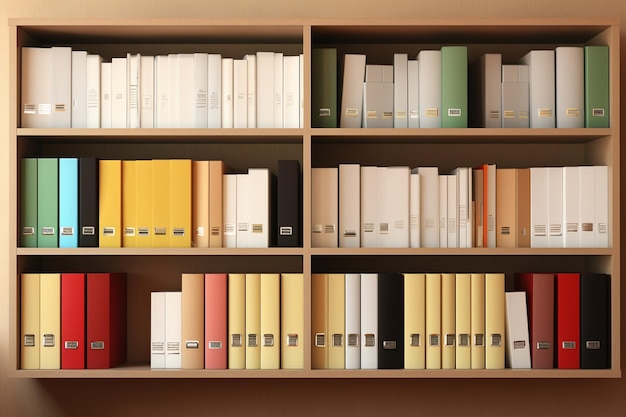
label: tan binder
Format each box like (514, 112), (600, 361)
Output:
(327, 273), (345, 369)
(228, 273), (246, 369)
(21, 273), (40, 369)
(311, 273), (329, 369)
(485, 273), (505, 369)
(281, 273), (304, 369)
(192, 161), (210, 248)
(404, 273), (426, 369)
(181, 273), (204, 369)
(425, 273), (441, 369)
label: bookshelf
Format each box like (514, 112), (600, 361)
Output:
(8, 18), (620, 378)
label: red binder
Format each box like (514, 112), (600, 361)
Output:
(86, 273), (127, 369)
(514, 273), (554, 369)
(556, 273), (580, 369)
(61, 273), (86, 369)
(204, 273), (227, 369)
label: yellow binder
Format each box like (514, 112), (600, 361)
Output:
(99, 160), (122, 247)
(441, 273), (456, 369)
(281, 273), (304, 369)
(485, 272), (505, 369)
(425, 273), (441, 370)
(135, 160), (153, 248)
(311, 273), (329, 369)
(327, 273), (345, 369)
(471, 273), (485, 369)
(21, 273), (40, 370)
(260, 273), (280, 369)
(170, 159), (192, 248)
(122, 160), (137, 248)
(40, 273), (60, 369)
(245, 273), (261, 369)
(455, 273), (471, 369)
(228, 273), (246, 369)
(152, 159), (170, 247)
(404, 273), (425, 369)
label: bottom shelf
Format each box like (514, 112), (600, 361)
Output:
(11, 364), (621, 379)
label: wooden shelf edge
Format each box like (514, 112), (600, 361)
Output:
(16, 247), (305, 256)
(309, 248), (613, 256)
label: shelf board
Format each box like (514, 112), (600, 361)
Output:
(16, 247), (304, 256)
(311, 128), (612, 144)
(309, 247), (613, 256)
(10, 365), (620, 379)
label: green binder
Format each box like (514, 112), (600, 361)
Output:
(441, 46), (468, 128)
(311, 48), (337, 128)
(584, 45), (610, 128)
(37, 158), (59, 248)
(20, 158), (38, 247)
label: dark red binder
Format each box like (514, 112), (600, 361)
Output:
(556, 273), (580, 369)
(87, 272), (127, 369)
(61, 273), (86, 369)
(514, 273), (554, 368)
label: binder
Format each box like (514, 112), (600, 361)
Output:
(455, 273), (471, 369)
(360, 273), (378, 369)
(312, 48), (337, 128)
(135, 160), (153, 248)
(127, 53), (141, 128)
(556, 46), (584, 128)
(530, 167), (548, 248)
(312, 167), (338, 248)
(281, 273), (304, 369)
(111, 57), (128, 128)
(233, 58), (248, 128)
(519, 50), (555, 128)
(384, 166), (410, 248)
(21, 273), (40, 369)
(556, 273), (580, 369)
(283, 55), (300, 128)
(407, 59), (420, 128)
(470, 53), (502, 128)
(61, 273), (86, 369)
(86, 273), (127, 369)
(71, 50), (88, 128)
(594, 165), (609, 248)
(99, 159), (122, 248)
(496, 168), (517, 248)
(256, 51), (275, 128)
(228, 273), (246, 369)
(418, 50), (442, 128)
(345, 273), (361, 369)
(273, 53), (284, 128)
(584, 45), (609, 128)
(312, 273), (329, 369)
(277, 160), (301, 247)
(248, 168), (273, 248)
(21, 47), (52, 128)
(340, 54), (366, 128)
(244, 54), (257, 128)
(501, 65), (530, 128)
(504, 292), (532, 369)
(221, 57), (234, 128)
(362, 64), (393, 128)
(236, 173), (250, 248)
(165, 292), (182, 369)
(563, 166), (581, 248)
(152, 159), (170, 247)
(177, 54), (195, 128)
(328, 273), (345, 369)
(154, 55), (169, 127)
(580, 273), (610, 369)
(514, 273), (554, 368)
(404, 273), (426, 369)
(37, 158), (58, 248)
(122, 160), (137, 248)
(209, 160), (228, 248)
(470, 273), (485, 369)
(416, 167), (439, 248)
(451, 167), (470, 248)
(208, 54), (222, 128)
(517, 168), (531, 248)
(441, 273), (456, 369)
(170, 159), (192, 248)
(20, 158), (38, 247)
(100, 61), (112, 128)
(192, 160), (210, 248)
(547, 167), (564, 248)
(409, 171), (420, 248)
(223, 174), (237, 248)
(140, 55), (155, 128)
(205, 273), (227, 369)
(150, 292), (166, 368)
(181, 273), (205, 369)
(378, 273), (404, 369)
(78, 157), (99, 247)
(485, 273), (505, 369)
(339, 163), (360, 248)
(446, 174), (458, 248)
(438, 175), (448, 248)
(360, 166), (377, 248)
(579, 166), (595, 247)
(167, 54), (180, 128)
(473, 168), (484, 247)
(441, 46), (468, 128)
(245, 273), (261, 369)
(260, 273), (280, 369)
(51, 47), (72, 128)
(393, 53), (408, 128)
(425, 273), (441, 369)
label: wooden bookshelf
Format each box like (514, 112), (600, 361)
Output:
(8, 18), (620, 378)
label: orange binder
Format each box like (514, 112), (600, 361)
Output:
(181, 273), (204, 369)
(205, 273), (227, 369)
(192, 160), (210, 248)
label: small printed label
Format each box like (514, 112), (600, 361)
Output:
(448, 108), (462, 117)
(396, 111), (407, 119)
(319, 108), (331, 117)
(124, 227), (135, 237)
(154, 227), (166, 236)
(247, 334), (258, 348)
(582, 223), (594, 232)
(363, 223), (375, 233)
(252, 224), (263, 233)
(445, 334), (456, 346)
(345, 108), (359, 118)
(592, 108), (605, 117)
(490, 334), (502, 347)
(538, 108), (552, 117)
(425, 108), (439, 117)
(533, 224), (547, 237)
(22, 226), (35, 236)
(224, 224), (235, 235)
(503, 110), (515, 119)
(367, 110), (377, 119)
(42, 227), (55, 236)
(138, 227), (150, 236)
(332, 334), (343, 347)
(379, 223), (389, 234)
(196, 226), (205, 237)
(91, 341), (105, 350)
(186, 341), (199, 349)
(54, 103), (66, 112)
(324, 224), (336, 234)
(312, 224), (323, 234)
(566, 108), (580, 117)
(474, 334), (485, 347)
(458, 334), (470, 347)
(347, 334), (359, 347)
(287, 334), (299, 347)
(429, 334), (440, 347)
(409, 110), (420, 119)
(315, 333), (326, 347)
(489, 110), (500, 119)
(343, 229), (357, 237)
(280, 226), (293, 236)
(500, 226), (511, 235)
(82, 226), (96, 236)
(586, 341), (601, 350)
(238, 223), (249, 232)
(24, 334), (35, 347)
(209, 341), (223, 350)
(103, 227), (115, 236)
(513, 340), (526, 350)
(151, 342), (165, 354)
(39, 103), (52, 115)
(383, 340), (397, 350)
(410, 334), (421, 347)
(211, 227), (220, 236)
(65, 341), (79, 350)
(61, 227), (75, 236)
(562, 341), (576, 350)
(173, 228), (185, 237)
(519, 111), (529, 119)
(231, 334), (242, 347)
(364, 334), (376, 347)
(263, 334), (274, 347)
(24, 104), (36, 114)
(382, 111), (393, 119)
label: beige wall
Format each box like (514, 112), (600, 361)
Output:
(2, 1), (625, 416)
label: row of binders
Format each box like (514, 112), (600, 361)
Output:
(20, 272), (127, 370)
(312, 164), (609, 249)
(312, 272), (610, 370)
(21, 47), (304, 129)
(20, 158), (301, 249)
(151, 273), (304, 369)
(312, 45), (609, 129)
